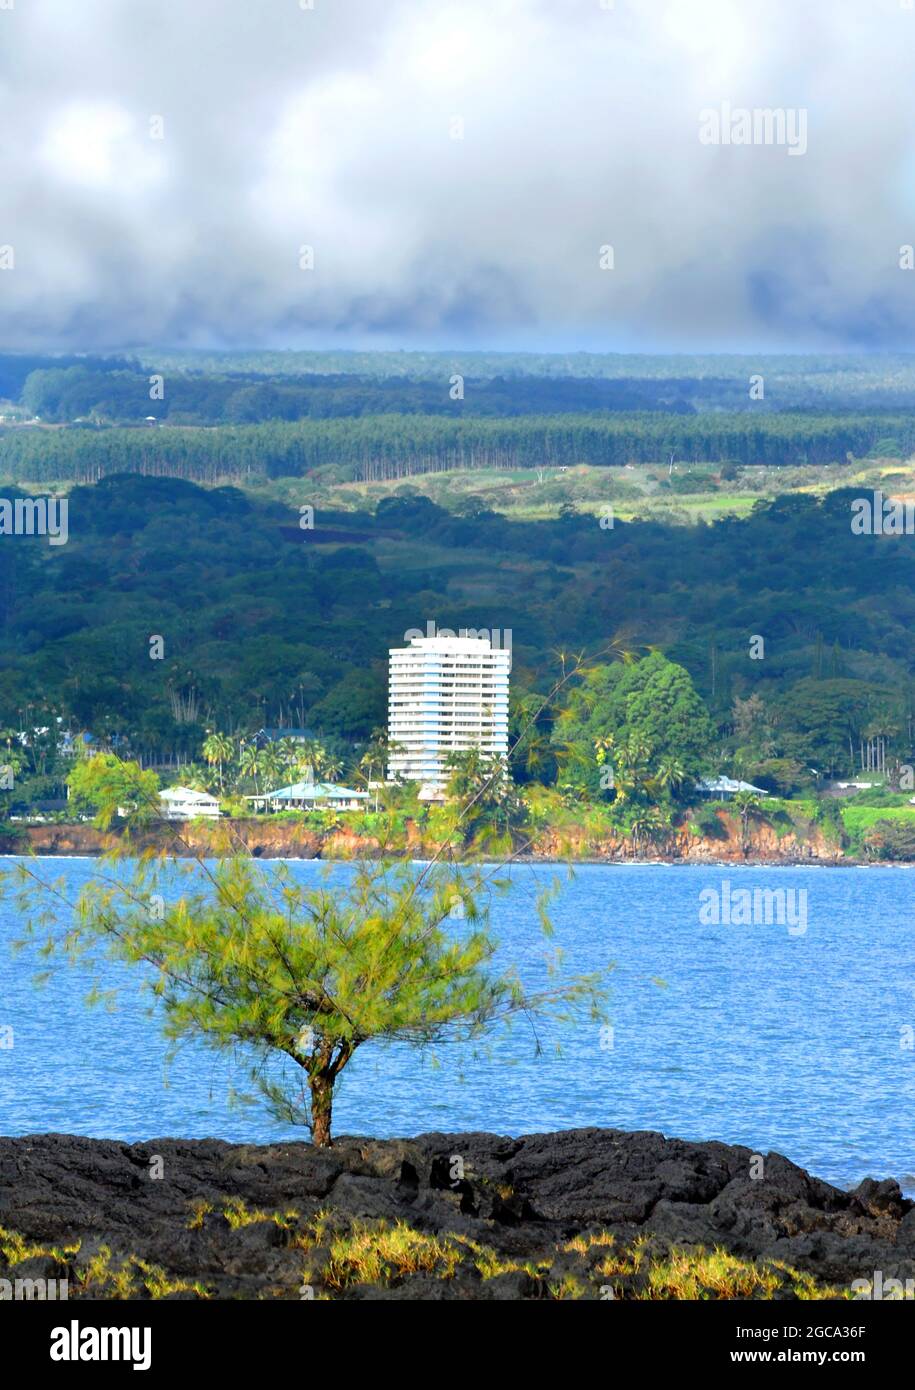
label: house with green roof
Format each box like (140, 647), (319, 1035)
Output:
(245, 780), (369, 813)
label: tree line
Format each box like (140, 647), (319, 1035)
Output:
(3, 411), (915, 484)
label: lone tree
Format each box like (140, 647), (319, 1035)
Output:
(7, 755), (605, 1147)
(733, 788), (764, 855)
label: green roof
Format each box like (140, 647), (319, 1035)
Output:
(252, 781), (368, 802)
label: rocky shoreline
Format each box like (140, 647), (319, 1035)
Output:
(1, 1128), (911, 1300)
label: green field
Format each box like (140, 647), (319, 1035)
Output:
(248, 459), (915, 527)
(841, 805), (915, 835)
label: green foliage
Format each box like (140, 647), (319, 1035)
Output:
(444, 749), (525, 850)
(774, 678), (898, 774)
(840, 787), (910, 808)
(745, 758), (814, 797)
(67, 754), (160, 829)
(862, 817), (915, 860)
(665, 471), (717, 494)
(307, 672), (387, 742)
(554, 652), (714, 795)
(841, 804), (915, 858)
(691, 806), (728, 840)
(813, 797), (846, 847)
(0, 470), (913, 790)
(5, 405), (912, 480)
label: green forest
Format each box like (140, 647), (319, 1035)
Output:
(2, 349), (915, 858)
(4, 350), (915, 486)
(3, 412), (915, 485)
(0, 471), (913, 801)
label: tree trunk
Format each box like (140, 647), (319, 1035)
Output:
(310, 1070), (334, 1148)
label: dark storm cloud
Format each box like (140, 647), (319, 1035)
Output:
(0, 0), (914, 351)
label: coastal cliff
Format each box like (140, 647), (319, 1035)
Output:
(0, 811), (843, 864)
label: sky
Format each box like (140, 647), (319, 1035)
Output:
(2, 0), (915, 353)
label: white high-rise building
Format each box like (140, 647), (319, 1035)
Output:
(387, 634), (511, 796)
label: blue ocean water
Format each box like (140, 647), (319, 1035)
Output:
(1, 857), (912, 1193)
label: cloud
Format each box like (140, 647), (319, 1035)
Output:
(0, 0), (913, 351)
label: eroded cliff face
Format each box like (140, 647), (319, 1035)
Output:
(1, 810), (842, 863)
(2, 819), (377, 861)
(529, 812), (841, 865)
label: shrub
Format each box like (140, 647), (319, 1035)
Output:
(691, 805), (728, 839)
(863, 818), (915, 861)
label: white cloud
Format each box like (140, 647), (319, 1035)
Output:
(40, 102), (163, 189)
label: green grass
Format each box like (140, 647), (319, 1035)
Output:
(243, 458), (915, 527)
(0, 1225), (210, 1299)
(0, 1212), (852, 1300)
(298, 1217), (847, 1300)
(842, 805), (915, 835)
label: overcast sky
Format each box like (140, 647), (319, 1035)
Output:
(1, 0), (914, 353)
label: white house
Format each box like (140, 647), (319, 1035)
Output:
(159, 787), (221, 820)
(245, 781), (369, 812)
(697, 777), (769, 800)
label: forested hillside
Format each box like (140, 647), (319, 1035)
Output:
(15, 350), (915, 421)
(0, 472), (912, 787)
(4, 351), (915, 485)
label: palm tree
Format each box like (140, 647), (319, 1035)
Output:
(596, 733), (651, 805)
(509, 694), (554, 783)
(321, 755), (344, 782)
(594, 735), (615, 794)
(202, 732), (233, 793)
(238, 743), (262, 798)
(295, 739), (326, 784)
(650, 757), (686, 801)
(628, 808), (667, 857)
(276, 737), (301, 772)
(183, 765), (213, 794)
(357, 729), (399, 810)
(362, 728), (391, 774)
(259, 744), (287, 794)
(553, 736), (594, 784)
(557, 777), (590, 807)
(353, 763), (376, 811)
